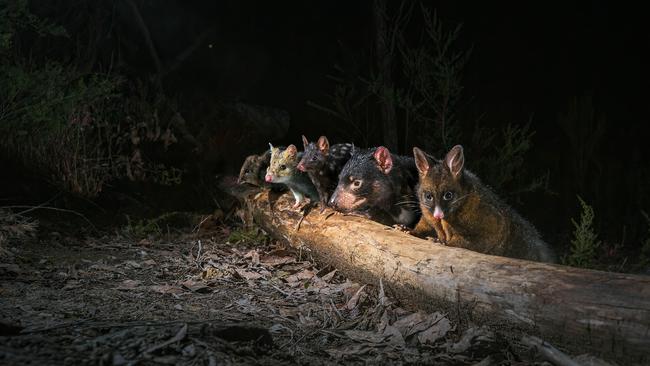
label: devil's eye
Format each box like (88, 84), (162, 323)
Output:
(280, 165), (287, 170)
(352, 180), (362, 188)
(311, 156), (317, 161)
(424, 192), (433, 201)
(443, 191), (454, 201)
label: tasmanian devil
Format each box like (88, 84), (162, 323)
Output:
(296, 135), (353, 211)
(411, 145), (556, 262)
(329, 146), (419, 226)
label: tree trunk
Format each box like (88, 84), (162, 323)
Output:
(230, 186), (650, 365)
(373, 0), (398, 152)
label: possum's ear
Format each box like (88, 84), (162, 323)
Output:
(286, 144), (298, 157)
(373, 146), (393, 174)
(317, 136), (329, 154)
(413, 147), (430, 176)
(301, 135), (309, 149)
(444, 145), (464, 179)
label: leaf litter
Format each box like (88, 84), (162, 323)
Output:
(0, 218), (610, 365)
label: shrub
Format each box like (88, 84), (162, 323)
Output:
(0, 2), (182, 197)
(564, 196), (601, 268)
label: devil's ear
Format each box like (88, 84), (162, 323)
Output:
(301, 135), (309, 149)
(286, 144), (298, 156)
(413, 147), (430, 176)
(444, 145), (464, 179)
(317, 136), (329, 154)
(373, 146), (393, 174)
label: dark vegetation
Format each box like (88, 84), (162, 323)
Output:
(0, 0), (648, 363)
(2, 0), (648, 270)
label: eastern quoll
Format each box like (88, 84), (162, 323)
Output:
(411, 145), (556, 262)
(238, 149), (272, 187)
(296, 135), (353, 211)
(265, 144), (318, 208)
(329, 146), (419, 226)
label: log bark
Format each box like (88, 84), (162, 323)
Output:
(231, 187), (650, 365)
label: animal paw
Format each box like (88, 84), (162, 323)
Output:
(391, 224), (410, 233)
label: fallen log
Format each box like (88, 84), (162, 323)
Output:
(229, 185), (650, 365)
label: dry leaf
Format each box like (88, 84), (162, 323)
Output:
(181, 279), (211, 293)
(343, 330), (389, 343)
(115, 279), (142, 290)
(234, 268), (263, 280)
(150, 284), (184, 294)
(344, 284), (367, 311)
(260, 255), (295, 266)
(285, 269), (315, 284)
(243, 249), (260, 265)
(418, 314), (451, 345)
(320, 269), (337, 282)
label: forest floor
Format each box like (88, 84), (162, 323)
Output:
(0, 205), (607, 366)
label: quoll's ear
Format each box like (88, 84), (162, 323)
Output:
(301, 135), (309, 149)
(317, 136), (329, 154)
(413, 147), (430, 176)
(445, 145), (465, 179)
(286, 144), (298, 157)
(373, 146), (393, 174)
(268, 143), (274, 152)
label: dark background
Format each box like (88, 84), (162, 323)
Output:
(4, 0), (650, 266)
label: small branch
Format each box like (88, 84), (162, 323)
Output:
(521, 335), (581, 366)
(2, 205), (97, 232)
(125, 0), (163, 83)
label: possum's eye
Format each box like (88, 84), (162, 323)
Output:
(352, 179), (362, 188)
(424, 192), (433, 201)
(280, 165), (287, 170)
(443, 191), (454, 201)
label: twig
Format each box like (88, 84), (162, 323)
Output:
(521, 335), (581, 366)
(143, 323), (187, 355)
(125, 0), (162, 75)
(1, 205), (97, 232)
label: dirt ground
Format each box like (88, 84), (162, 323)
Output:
(0, 210), (607, 366)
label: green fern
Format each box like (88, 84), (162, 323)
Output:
(564, 196), (601, 268)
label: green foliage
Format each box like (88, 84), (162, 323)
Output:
(398, 6), (471, 153)
(0, 0), (67, 54)
(227, 226), (269, 245)
(0, 2), (183, 197)
(470, 119), (548, 197)
(124, 215), (163, 238)
(123, 212), (199, 239)
(564, 196), (601, 268)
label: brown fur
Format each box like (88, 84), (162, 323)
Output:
(237, 151), (270, 186)
(412, 146), (555, 262)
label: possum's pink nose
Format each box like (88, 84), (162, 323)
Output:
(433, 206), (444, 220)
(265, 174), (273, 182)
